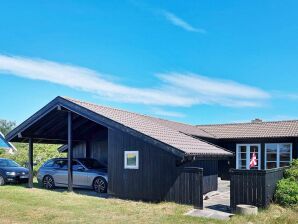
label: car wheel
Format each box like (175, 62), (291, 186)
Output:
(0, 175), (5, 186)
(43, 175), (55, 189)
(93, 177), (107, 193)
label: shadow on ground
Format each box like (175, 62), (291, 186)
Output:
(15, 182), (108, 198)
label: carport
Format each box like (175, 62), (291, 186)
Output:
(5, 99), (109, 191)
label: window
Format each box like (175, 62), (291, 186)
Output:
(265, 143), (292, 169)
(72, 161), (85, 171)
(53, 160), (68, 169)
(124, 151), (139, 169)
(236, 144), (261, 170)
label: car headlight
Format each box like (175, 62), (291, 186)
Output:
(6, 171), (16, 176)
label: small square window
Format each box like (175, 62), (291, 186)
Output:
(124, 151), (139, 169)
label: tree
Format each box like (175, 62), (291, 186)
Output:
(0, 119), (16, 135)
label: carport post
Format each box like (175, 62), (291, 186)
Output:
(28, 138), (33, 188)
(67, 111), (73, 192)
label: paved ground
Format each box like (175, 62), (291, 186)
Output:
(186, 179), (234, 220)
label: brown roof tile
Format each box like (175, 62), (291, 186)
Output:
(63, 97), (232, 157)
(197, 120), (298, 139)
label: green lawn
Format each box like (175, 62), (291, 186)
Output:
(0, 184), (297, 224)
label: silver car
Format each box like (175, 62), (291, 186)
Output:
(37, 158), (108, 193)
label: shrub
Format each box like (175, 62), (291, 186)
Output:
(0, 148), (5, 156)
(275, 178), (298, 206)
(275, 159), (298, 206)
(284, 160), (298, 181)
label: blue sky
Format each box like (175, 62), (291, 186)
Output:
(1, 0), (298, 125)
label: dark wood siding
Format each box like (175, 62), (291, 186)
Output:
(108, 128), (206, 207)
(230, 168), (284, 211)
(184, 160), (218, 194)
(89, 129), (108, 166)
(73, 142), (86, 158)
(72, 129), (109, 166)
(164, 167), (203, 208)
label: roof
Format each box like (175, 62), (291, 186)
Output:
(6, 96), (232, 158)
(64, 97), (232, 157)
(145, 117), (216, 139)
(197, 120), (298, 139)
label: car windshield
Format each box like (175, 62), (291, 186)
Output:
(78, 159), (105, 169)
(0, 159), (21, 167)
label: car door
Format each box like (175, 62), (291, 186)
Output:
(52, 159), (68, 186)
(72, 160), (88, 187)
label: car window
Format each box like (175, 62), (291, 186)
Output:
(0, 159), (20, 167)
(72, 160), (84, 171)
(50, 160), (84, 170)
(43, 160), (55, 168)
(78, 158), (105, 169)
(53, 160), (68, 169)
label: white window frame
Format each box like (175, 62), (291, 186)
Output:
(124, 151), (139, 169)
(265, 143), (292, 169)
(236, 144), (261, 170)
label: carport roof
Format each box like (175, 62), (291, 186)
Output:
(6, 96), (232, 158)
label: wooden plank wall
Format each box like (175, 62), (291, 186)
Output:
(108, 128), (204, 208)
(72, 129), (108, 166)
(230, 168), (284, 212)
(184, 160), (218, 194)
(164, 167), (203, 209)
(73, 142), (86, 158)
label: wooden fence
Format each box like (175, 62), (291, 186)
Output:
(230, 168), (284, 212)
(165, 167), (203, 209)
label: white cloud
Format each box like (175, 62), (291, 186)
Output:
(0, 54), (195, 107)
(161, 10), (206, 33)
(277, 92), (298, 100)
(0, 54), (270, 108)
(158, 72), (270, 107)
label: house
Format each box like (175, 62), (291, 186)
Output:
(5, 96), (232, 207)
(0, 131), (16, 154)
(196, 119), (298, 179)
(5, 96), (297, 207)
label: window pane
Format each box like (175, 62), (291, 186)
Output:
(240, 146), (246, 153)
(280, 144), (291, 162)
(267, 153), (277, 161)
(240, 160), (246, 167)
(280, 153), (290, 162)
(267, 162), (277, 169)
(240, 153), (246, 159)
(280, 162), (290, 167)
(280, 144), (291, 153)
(266, 144), (277, 153)
(266, 144), (277, 169)
(126, 153), (136, 166)
(250, 146), (258, 153)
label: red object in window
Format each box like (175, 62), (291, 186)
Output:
(249, 152), (257, 168)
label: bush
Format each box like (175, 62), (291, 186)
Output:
(0, 148), (6, 156)
(275, 159), (298, 206)
(275, 179), (298, 206)
(284, 160), (298, 181)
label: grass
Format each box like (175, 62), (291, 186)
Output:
(0, 184), (297, 224)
